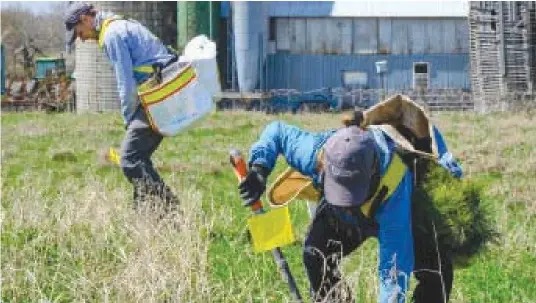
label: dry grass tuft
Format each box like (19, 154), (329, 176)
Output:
(2, 174), (212, 302)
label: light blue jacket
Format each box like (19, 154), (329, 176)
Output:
(248, 121), (462, 303)
(97, 12), (175, 125)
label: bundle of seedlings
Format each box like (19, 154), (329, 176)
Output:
(412, 159), (497, 267)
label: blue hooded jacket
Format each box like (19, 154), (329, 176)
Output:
(248, 121), (462, 303)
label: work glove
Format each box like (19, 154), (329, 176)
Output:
(238, 165), (269, 207)
(439, 152), (463, 179)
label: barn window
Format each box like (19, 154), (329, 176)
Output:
(343, 71), (368, 88)
(413, 62), (429, 90)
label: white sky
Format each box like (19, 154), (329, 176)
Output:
(1, 1), (64, 14)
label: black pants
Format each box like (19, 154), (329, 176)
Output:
(120, 119), (179, 212)
(303, 201), (378, 302)
(412, 202), (453, 303)
(303, 200), (453, 302)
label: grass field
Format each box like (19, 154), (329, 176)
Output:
(1, 110), (535, 302)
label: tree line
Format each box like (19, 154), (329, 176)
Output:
(1, 3), (68, 78)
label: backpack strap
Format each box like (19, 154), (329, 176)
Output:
(360, 152), (407, 218)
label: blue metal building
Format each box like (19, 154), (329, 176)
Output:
(222, 1), (470, 93)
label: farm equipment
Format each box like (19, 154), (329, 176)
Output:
(265, 89), (338, 114)
(33, 58), (73, 112)
(216, 89), (339, 114)
(2, 50), (74, 112)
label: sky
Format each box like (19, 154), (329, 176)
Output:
(1, 1), (63, 14)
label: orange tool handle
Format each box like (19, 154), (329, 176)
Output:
(229, 149), (263, 212)
(229, 150), (303, 302)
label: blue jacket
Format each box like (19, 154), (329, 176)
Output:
(98, 12), (175, 125)
(248, 121), (462, 303)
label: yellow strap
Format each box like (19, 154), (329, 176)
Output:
(138, 65), (196, 104)
(98, 17), (120, 48)
(360, 153), (407, 217)
(133, 65), (154, 74)
(98, 16), (152, 74)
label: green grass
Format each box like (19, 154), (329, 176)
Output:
(2, 110), (535, 302)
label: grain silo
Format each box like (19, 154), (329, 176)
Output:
(74, 2), (177, 113)
(75, 40), (119, 112)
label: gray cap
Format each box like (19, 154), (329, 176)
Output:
(323, 126), (377, 207)
(64, 3), (94, 50)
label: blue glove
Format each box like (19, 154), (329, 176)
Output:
(439, 152), (463, 179)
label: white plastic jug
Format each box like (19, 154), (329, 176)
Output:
(184, 35), (221, 100)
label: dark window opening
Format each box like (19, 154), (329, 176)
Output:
(491, 9), (497, 31)
(269, 17), (276, 41)
(414, 63), (428, 74)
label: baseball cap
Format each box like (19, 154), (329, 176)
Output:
(64, 2), (94, 49)
(322, 126), (377, 207)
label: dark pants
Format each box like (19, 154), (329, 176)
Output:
(411, 202), (453, 303)
(303, 200), (378, 302)
(303, 200), (453, 303)
(120, 117), (179, 212)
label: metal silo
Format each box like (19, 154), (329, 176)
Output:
(232, 2), (267, 92)
(74, 2), (177, 113)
